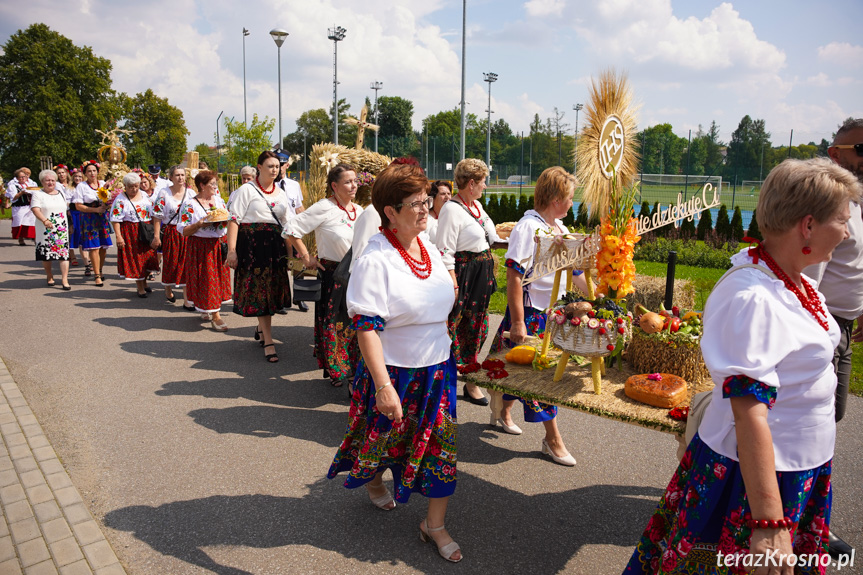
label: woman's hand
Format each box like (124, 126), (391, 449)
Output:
(509, 320), (528, 344)
(302, 253), (324, 271)
(150, 237), (161, 250)
(43, 220), (54, 231)
(225, 250), (238, 269)
(96, 204), (107, 214)
(116, 236), (125, 249)
(749, 528), (794, 574)
(375, 385), (403, 424)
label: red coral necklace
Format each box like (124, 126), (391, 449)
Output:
(255, 177), (275, 194)
(755, 244), (829, 331)
(332, 195), (357, 221)
(456, 193), (481, 218)
(381, 227), (432, 279)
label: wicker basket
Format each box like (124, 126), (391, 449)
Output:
(546, 306), (632, 358)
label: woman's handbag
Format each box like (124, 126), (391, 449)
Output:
(293, 271), (322, 302)
(330, 248), (352, 324)
(126, 193), (155, 245)
(219, 241), (228, 263)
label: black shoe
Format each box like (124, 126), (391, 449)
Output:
(829, 531), (854, 559)
(296, 300), (309, 312)
(276, 307), (289, 315)
(462, 384), (489, 406)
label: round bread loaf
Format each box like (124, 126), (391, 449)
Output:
(624, 373), (687, 408)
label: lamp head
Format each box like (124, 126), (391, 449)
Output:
(269, 28), (289, 47)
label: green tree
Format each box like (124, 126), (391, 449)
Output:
(119, 89), (188, 169)
(747, 209), (762, 240)
(377, 96), (414, 139)
(730, 206), (745, 241)
(715, 204), (731, 240)
(220, 114), (275, 171)
(679, 216), (697, 238)
(0, 24), (120, 173)
(696, 208), (713, 240)
(726, 115), (770, 183)
(636, 124), (687, 175)
(194, 143), (218, 170)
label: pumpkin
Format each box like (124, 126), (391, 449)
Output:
(639, 312), (665, 334)
(505, 345), (536, 364)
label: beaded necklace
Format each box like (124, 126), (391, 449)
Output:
(755, 244), (829, 331)
(456, 193), (481, 218)
(331, 195), (357, 221)
(255, 176), (275, 194)
(381, 226), (432, 279)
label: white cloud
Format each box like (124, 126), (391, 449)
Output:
(805, 73), (831, 87)
(817, 42), (863, 66)
(524, 0), (564, 17)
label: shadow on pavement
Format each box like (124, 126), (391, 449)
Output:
(103, 476), (661, 575)
(157, 373), (340, 410)
(188, 405), (347, 446)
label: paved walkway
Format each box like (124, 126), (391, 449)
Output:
(0, 358), (125, 575)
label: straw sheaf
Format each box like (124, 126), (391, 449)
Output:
(307, 143), (392, 208)
(623, 274), (696, 311)
(624, 330), (711, 385)
(576, 69), (640, 218)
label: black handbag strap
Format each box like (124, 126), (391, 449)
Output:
(454, 198), (492, 245)
(124, 193), (143, 222)
(164, 189), (187, 226)
(253, 187), (284, 231)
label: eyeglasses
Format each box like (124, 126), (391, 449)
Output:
(393, 197), (433, 212)
(831, 143), (863, 157)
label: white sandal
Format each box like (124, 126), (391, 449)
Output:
(420, 519), (461, 563)
(365, 483), (395, 511)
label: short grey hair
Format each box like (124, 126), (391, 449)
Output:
(168, 165), (185, 179)
(38, 169), (57, 183)
(834, 118), (863, 144)
(122, 172), (141, 187)
(239, 165), (256, 177)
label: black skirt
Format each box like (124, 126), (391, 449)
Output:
(232, 223), (290, 316)
(450, 249), (496, 320)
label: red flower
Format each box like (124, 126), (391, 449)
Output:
(794, 531), (819, 555)
(458, 362), (481, 374)
(429, 442), (442, 457)
(668, 406), (689, 421)
(645, 515), (666, 544)
(481, 358), (504, 370)
(676, 537), (692, 557)
(685, 488), (700, 507)
(487, 368), (508, 379)
(713, 462), (727, 480)
(803, 477), (813, 492)
(660, 548), (678, 572)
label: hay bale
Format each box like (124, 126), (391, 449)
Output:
(624, 330), (711, 385)
(625, 274), (695, 312)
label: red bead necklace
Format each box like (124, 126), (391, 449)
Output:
(255, 177), (275, 194)
(456, 193), (481, 218)
(381, 227), (432, 279)
(755, 244), (829, 331)
(332, 195), (357, 221)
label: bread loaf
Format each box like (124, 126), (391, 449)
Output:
(624, 373), (687, 408)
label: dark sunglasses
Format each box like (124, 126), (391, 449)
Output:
(832, 143), (863, 157)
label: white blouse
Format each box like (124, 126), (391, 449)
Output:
(505, 210), (566, 311)
(283, 198), (363, 262)
(435, 198), (505, 270)
(56, 183), (73, 203)
(698, 249), (840, 471)
(152, 187), (194, 225)
(228, 182), (290, 226)
(72, 181), (105, 206)
(347, 234), (454, 368)
(176, 196), (232, 238)
(109, 193), (154, 223)
(426, 215), (439, 244)
(279, 178), (305, 220)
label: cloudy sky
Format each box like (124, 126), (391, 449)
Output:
(2, 0), (861, 151)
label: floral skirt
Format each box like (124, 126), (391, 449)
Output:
(67, 210), (79, 249)
(116, 222), (159, 281)
(185, 236), (232, 313)
(327, 356), (458, 503)
(35, 212), (69, 261)
(160, 224), (187, 287)
(232, 223), (290, 316)
(314, 259), (358, 383)
(489, 305), (558, 422)
(77, 211), (112, 250)
(448, 249), (496, 366)
(624, 433), (831, 575)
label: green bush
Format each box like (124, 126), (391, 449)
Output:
(634, 237), (735, 269)
(575, 202), (588, 228)
(747, 208), (762, 240)
(696, 208), (713, 240)
(638, 201), (651, 220)
(730, 206), (745, 241)
(679, 216), (697, 239)
(715, 204), (731, 240)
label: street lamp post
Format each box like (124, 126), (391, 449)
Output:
(243, 28), (250, 127)
(269, 28), (289, 149)
(370, 80), (383, 153)
(328, 26), (347, 145)
(483, 72), (497, 179)
(572, 103), (583, 174)
(216, 111), (223, 172)
(459, 0), (467, 160)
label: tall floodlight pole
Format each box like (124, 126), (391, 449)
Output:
(269, 28), (289, 149)
(572, 103), (583, 174)
(370, 81), (383, 153)
(483, 72), (497, 178)
(243, 28), (250, 127)
(216, 111), (223, 171)
(459, 0), (467, 160)
(328, 26), (347, 144)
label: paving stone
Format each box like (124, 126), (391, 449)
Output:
(70, 522), (102, 548)
(0, 455), (14, 471)
(0, 534), (16, 561)
(21, 425), (44, 440)
(0, 518), (9, 537)
(49, 537), (85, 568)
(9, 444), (31, 460)
(0, 412), (15, 424)
(27, 436), (50, 450)
(9, 403), (32, 417)
(45, 473), (72, 491)
(26, 484), (53, 506)
(33, 500), (62, 523)
(16, 414), (37, 428)
(4, 433), (27, 447)
(31, 447), (56, 463)
(0, 558), (23, 575)
(0, 483), (27, 505)
(24, 559), (59, 575)
(7, 397), (28, 408)
(62, 504), (91, 526)
(20, 469), (46, 490)
(93, 564), (125, 575)
(53, 487), (82, 508)
(5, 499), (35, 523)
(81, 540), (118, 570)
(9, 517), (40, 545)
(38, 460), (64, 477)
(0, 422), (21, 436)
(0, 402), (12, 412)
(0, 469), (19, 488)
(13, 456), (39, 474)
(40, 519), (72, 544)
(58, 560), (92, 575)
(17, 537), (50, 568)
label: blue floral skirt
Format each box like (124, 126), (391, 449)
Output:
(77, 211), (112, 250)
(489, 305), (557, 423)
(624, 433), (832, 575)
(327, 356), (458, 503)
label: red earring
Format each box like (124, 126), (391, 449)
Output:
(391, 228), (398, 234)
(802, 246), (812, 255)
